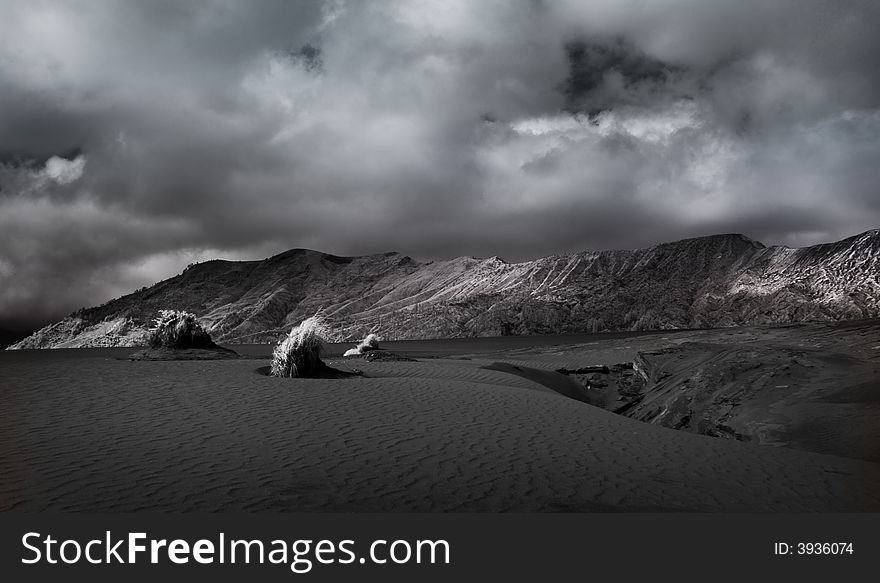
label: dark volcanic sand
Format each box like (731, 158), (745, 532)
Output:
(1, 323), (879, 512)
(470, 320), (880, 463)
(127, 346), (240, 360)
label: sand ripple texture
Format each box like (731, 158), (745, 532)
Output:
(1, 348), (879, 512)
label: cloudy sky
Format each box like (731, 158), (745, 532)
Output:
(1, 0), (879, 331)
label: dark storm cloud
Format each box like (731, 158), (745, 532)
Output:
(561, 38), (679, 116)
(1, 0), (879, 330)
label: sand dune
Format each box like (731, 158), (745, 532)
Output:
(1, 342), (878, 512)
(466, 321), (880, 462)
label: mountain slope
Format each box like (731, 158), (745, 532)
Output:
(10, 229), (880, 348)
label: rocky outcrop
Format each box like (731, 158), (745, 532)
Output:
(9, 229), (880, 349)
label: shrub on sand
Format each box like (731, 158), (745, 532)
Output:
(359, 333), (380, 351)
(149, 309), (216, 349)
(343, 332), (381, 357)
(271, 316), (330, 378)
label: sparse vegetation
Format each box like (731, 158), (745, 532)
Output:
(343, 332), (381, 357)
(271, 316), (330, 378)
(360, 333), (380, 351)
(148, 309), (216, 349)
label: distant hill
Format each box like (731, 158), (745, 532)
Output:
(9, 229), (880, 349)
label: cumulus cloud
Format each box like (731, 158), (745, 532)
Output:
(0, 0), (879, 329)
(43, 155), (86, 184)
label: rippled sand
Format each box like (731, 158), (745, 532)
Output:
(2, 341), (879, 512)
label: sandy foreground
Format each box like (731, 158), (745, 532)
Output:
(1, 332), (879, 512)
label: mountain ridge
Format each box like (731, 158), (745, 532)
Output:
(9, 229), (880, 349)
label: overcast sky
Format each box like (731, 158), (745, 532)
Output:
(1, 0), (879, 330)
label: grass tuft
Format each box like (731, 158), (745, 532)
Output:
(148, 309), (216, 349)
(359, 333), (381, 351)
(343, 332), (382, 357)
(270, 316), (330, 378)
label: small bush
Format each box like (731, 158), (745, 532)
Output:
(359, 333), (380, 352)
(343, 333), (381, 357)
(271, 316), (329, 378)
(148, 309), (216, 349)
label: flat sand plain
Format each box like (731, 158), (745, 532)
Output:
(2, 328), (879, 511)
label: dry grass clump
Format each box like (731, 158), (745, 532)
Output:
(360, 333), (380, 351)
(148, 309), (216, 349)
(271, 316), (330, 378)
(343, 333), (381, 357)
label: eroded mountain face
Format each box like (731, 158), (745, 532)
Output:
(10, 230), (880, 349)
